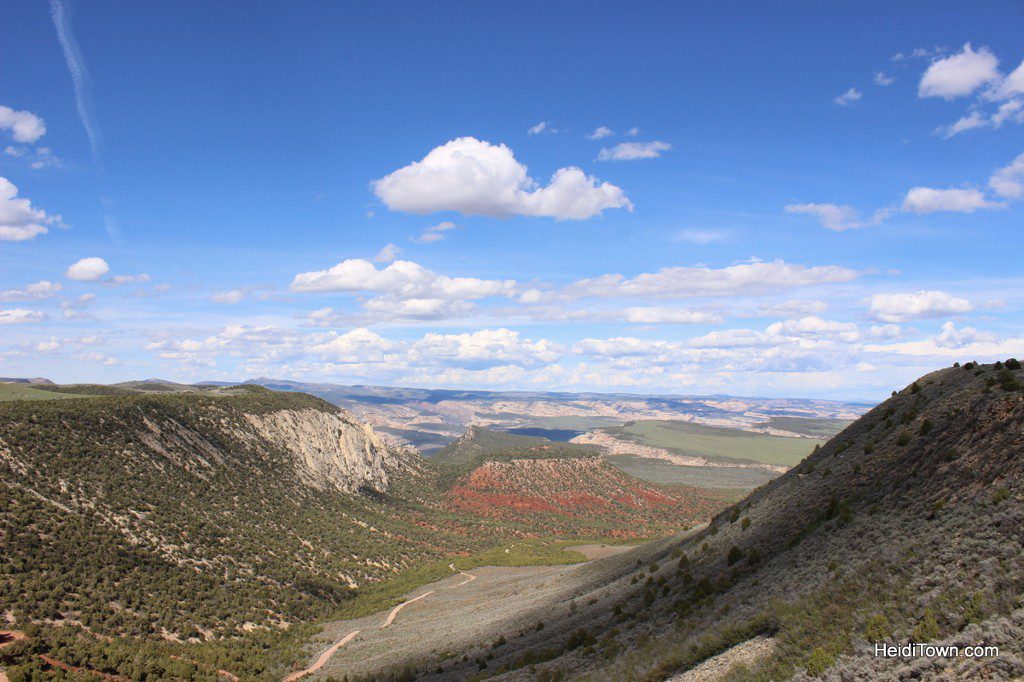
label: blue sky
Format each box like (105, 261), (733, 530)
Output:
(1, 1), (1023, 400)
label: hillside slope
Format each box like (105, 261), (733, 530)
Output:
(409, 361), (1024, 680)
(0, 387), (458, 640)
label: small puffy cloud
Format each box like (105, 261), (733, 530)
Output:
(527, 121), (555, 135)
(373, 243), (402, 263)
(621, 307), (722, 324)
(868, 290), (973, 323)
(833, 87), (863, 106)
(211, 288), (249, 304)
(0, 280), (62, 302)
(566, 260), (859, 299)
(785, 203), (890, 231)
(65, 257), (110, 281)
(625, 127), (640, 136)
(291, 258), (515, 301)
(0, 177), (64, 241)
(874, 72), (895, 86)
(373, 137), (631, 220)
(867, 322), (1024, 359)
(4, 145), (62, 170)
(918, 43), (1000, 100)
(597, 141), (671, 161)
(0, 105), (46, 143)
(588, 126), (614, 140)
(869, 324), (902, 339)
(989, 151), (1024, 199)
(902, 187), (999, 214)
(412, 221), (457, 244)
(0, 308), (45, 324)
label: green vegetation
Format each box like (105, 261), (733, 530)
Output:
(0, 383), (85, 402)
(604, 420), (823, 467)
(756, 416), (854, 438)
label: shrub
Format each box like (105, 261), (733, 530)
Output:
(912, 609), (940, 641)
(919, 419), (933, 436)
(1007, 358), (1022, 370)
(741, 517), (751, 530)
(865, 613), (891, 641)
(726, 546), (743, 566)
(910, 382), (922, 394)
(896, 432), (911, 446)
(992, 487), (1010, 504)
(804, 647), (836, 676)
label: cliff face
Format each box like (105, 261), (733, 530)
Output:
(245, 407), (398, 494)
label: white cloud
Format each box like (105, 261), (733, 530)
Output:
(527, 121), (555, 135)
(621, 307), (722, 324)
(626, 127), (640, 136)
(309, 328), (396, 363)
(597, 141), (671, 161)
(65, 257), (110, 281)
(785, 203), (890, 231)
(766, 316), (860, 342)
(834, 87), (863, 105)
(61, 293), (95, 319)
(291, 258), (515, 301)
(0, 177), (65, 241)
(902, 187), (999, 214)
(993, 59), (1024, 99)
(936, 110), (988, 138)
(874, 72), (895, 86)
(0, 308), (45, 324)
(410, 328), (560, 366)
(588, 126), (614, 140)
(989, 151), (1024, 199)
(363, 296), (476, 320)
(751, 299), (828, 317)
(211, 288), (249, 304)
(935, 320), (996, 349)
(868, 290), (973, 323)
(566, 260), (859, 299)
(918, 43), (1000, 100)
(373, 243), (402, 263)
(0, 280), (62, 302)
(107, 273), (151, 286)
(0, 105), (46, 143)
(5, 145), (63, 170)
(867, 322), (1024, 359)
(411, 221), (457, 244)
(373, 137), (631, 220)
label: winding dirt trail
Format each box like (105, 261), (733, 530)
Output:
(283, 572), (474, 681)
(283, 630), (361, 682)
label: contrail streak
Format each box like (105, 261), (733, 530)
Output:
(50, 0), (103, 165)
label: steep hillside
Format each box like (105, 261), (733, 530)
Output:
(0, 387), (460, 640)
(408, 360), (1024, 681)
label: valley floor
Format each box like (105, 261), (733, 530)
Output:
(288, 540), (670, 680)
